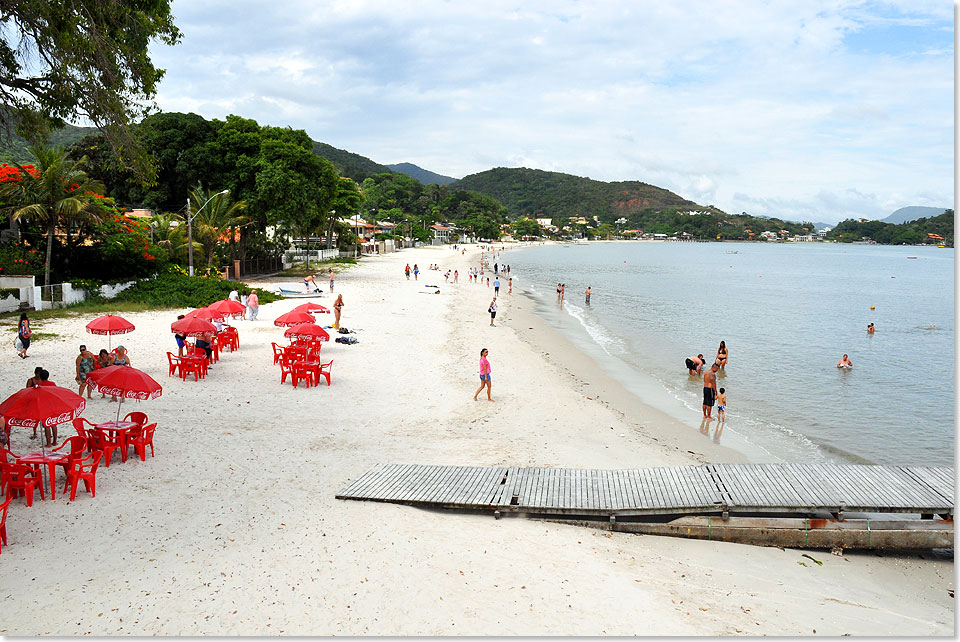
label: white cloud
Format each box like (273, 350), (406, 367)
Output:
(150, 0), (952, 221)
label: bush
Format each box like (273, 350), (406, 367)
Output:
(113, 267), (277, 308)
(0, 243), (44, 276)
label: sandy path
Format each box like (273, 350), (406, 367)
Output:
(0, 244), (952, 635)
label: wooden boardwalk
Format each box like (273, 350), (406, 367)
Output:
(336, 464), (954, 518)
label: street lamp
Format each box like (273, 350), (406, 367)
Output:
(186, 189), (229, 277)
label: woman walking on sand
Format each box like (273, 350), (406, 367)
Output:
(473, 348), (493, 401)
(16, 312), (31, 358)
(333, 293), (344, 329)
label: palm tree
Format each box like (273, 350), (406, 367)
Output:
(150, 211), (189, 261)
(187, 185), (248, 267)
(0, 146), (106, 285)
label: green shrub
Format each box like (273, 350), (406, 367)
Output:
(0, 288), (19, 299)
(113, 268), (277, 308)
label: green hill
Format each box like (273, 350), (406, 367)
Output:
(0, 121), (98, 162)
(312, 141), (393, 182)
(387, 162), (457, 185)
(450, 167), (699, 222)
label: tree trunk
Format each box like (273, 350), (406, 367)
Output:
(305, 228), (311, 269)
(44, 218), (55, 286)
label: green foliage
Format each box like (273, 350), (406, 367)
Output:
(0, 288), (18, 299)
(113, 267), (277, 308)
(824, 211), (953, 245)
(1, 0), (181, 181)
(0, 243), (44, 275)
(510, 217), (542, 238)
(71, 211), (167, 280)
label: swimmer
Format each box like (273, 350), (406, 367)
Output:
(867, 322), (875, 334)
(837, 354), (853, 368)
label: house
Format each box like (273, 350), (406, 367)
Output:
(430, 223), (453, 243)
(536, 218), (552, 228)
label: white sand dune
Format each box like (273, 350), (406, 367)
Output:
(0, 244), (952, 635)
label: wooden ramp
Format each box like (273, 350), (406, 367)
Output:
(336, 463), (954, 519)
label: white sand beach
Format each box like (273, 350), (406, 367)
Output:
(0, 244), (952, 636)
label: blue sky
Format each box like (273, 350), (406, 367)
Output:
(149, 1), (953, 223)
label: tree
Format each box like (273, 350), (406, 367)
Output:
(511, 217), (541, 238)
(0, 145), (106, 285)
(326, 177), (362, 250)
(1, 0), (181, 181)
(187, 185), (248, 267)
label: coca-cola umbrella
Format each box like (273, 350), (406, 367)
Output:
(184, 307), (225, 321)
(208, 299), (245, 316)
(171, 316), (216, 337)
(292, 302), (330, 314)
(86, 365), (162, 423)
(85, 314), (135, 350)
(0, 383), (86, 451)
(273, 310), (315, 327)
(283, 323), (330, 342)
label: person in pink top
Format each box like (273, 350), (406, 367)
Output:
(473, 348), (493, 401)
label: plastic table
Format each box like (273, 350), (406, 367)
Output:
(16, 451), (68, 500)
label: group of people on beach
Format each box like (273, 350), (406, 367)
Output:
(686, 341), (728, 422)
(227, 287), (260, 320)
(302, 270), (334, 294)
(76, 343), (132, 401)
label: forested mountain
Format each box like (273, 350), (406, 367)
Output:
(824, 211), (953, 245)
(451, 167), (698, 222)
(880, 206), (949, 225)
(312, 141), (392, 182)
(387, 162), (457, 185)
(0, 120), (97, 162)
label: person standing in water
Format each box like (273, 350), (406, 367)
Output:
(837, 354), (853, 368)
(473, 348), (493, 401)
(585, 286), (591, 304)
(702, 362), (719, 418)
(685, 354), (705, 376)
(716, 341), (728, 369)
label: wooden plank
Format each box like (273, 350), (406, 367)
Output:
(404, 465), (446, 502)
(336, 462), (385, 497)
(432, 466), (470, 504)
(465, 466), (501, 506)
(609, 469), (625, 511)
(761, 464), (809, 507)
(899, 466), (954, 507)
(654, 467), (680, 508)
(347, 463), (396, 499)
(362, 463), (413, 499)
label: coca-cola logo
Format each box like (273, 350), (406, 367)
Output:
(44, 411), (73, 427)
(8, 418), (36, 428)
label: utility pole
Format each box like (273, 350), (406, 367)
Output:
(187, 198), (194, 277)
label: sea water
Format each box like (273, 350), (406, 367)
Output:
(507, 241), (955, 466)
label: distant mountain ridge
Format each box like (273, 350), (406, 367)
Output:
(881, 206), (949, 225)
(387, 162), (457, 186)
(450, 167), (699, 220)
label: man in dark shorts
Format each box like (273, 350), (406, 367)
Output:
(702, 362), (719, 418)
(685, 354), (704, 376)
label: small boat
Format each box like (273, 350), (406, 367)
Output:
(907, 256), (918, 259)
(725, 250), (738, 254)
(275, 287), (324, 298)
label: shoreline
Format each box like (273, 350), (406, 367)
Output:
(0, 243), (951, 636)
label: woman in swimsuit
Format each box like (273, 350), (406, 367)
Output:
(333, 294), (344, 329)
(97, 349), (117, 401)
(75, 345), (96, 399)
(112, 345), (131, 367)
(716, 341), (728, 369)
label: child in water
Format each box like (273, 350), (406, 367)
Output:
(716, 388), (726, 423)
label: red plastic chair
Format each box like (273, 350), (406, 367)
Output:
(223, 327), (239, 351)
(178, 354), (204, 381)
(3, 462), (43, 506)
(0, 495), (11, 553)
(72, 418), (99, 453)
(89, 430), (122, 467)
(52, 436), (88, 486)
(308, 343), (323, 361)
(128, 423), (157, 462)
(188, 348), (210, 376)
(123, 411), (149, 427)
(0, 449), (19, 496)
(65, 451), (102, 501)
(280, 362), (310, 389)
(271, 342), (283, 365)
(166, 352), (182, 377)
(317, 359), (334, 386)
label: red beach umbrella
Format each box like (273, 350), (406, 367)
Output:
(283, 323), (330, 342)
(292, 302), (330, 314)
(208, 299), (246, 316)
(185, 307), (224, 321)
(86, 365), (163, 423)
(0, 384), (86, 435)
(171, 316), (216, 337)
(274, 310), (315, 327)
(86, 314), (135, 350)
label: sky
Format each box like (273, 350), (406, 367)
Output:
(149, 0), (954, 224)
